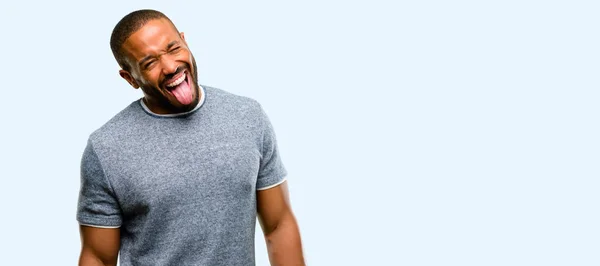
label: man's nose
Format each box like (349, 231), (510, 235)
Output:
(161, 56), (179, 76)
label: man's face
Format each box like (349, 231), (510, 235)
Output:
(120, 18), (200, 114)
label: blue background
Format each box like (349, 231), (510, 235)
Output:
(0, 1), (598, 265)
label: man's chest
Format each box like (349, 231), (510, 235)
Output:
(104, 125), (262, 218)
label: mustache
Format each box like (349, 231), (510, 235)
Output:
(164, 66), (185, 80)
(161, 65), (193, 87)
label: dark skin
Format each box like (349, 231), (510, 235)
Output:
(119, 18), (201, 114)
(78, 226), (119, 266)
(79, 18), (305, 266)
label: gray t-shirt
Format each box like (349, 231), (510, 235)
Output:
(76, 85), (287, 266)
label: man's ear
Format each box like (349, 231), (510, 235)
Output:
(119, 70), (140, 89)
(180, 32), (187, 45)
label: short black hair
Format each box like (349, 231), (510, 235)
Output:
(110, 9), (178, 71)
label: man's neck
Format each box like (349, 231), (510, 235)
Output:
(140, 85), (205, 117)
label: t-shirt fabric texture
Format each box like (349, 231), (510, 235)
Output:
(76, 85), (288, 266)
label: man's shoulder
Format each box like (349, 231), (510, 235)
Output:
(203, 85), (264, 114)
(88, 100), (142, 145)
(204, 85), (260, 106)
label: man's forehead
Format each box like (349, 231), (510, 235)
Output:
(122, 18), (180, 58)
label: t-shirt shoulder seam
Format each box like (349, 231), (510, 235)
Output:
(259, 102), (266, 157)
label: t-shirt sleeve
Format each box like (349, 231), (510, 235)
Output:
(256, 104), (288, 190)
(76, 139), (122, 227)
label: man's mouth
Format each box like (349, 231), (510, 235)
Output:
(165, 72), (186, 88)
(164, 70), (194, 105)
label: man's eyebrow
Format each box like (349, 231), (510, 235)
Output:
(138, 55), (154, 66)
(166, 40), (179, 50)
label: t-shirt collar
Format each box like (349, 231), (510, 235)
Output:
(139, 85), (206, 117)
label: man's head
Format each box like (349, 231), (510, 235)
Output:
(110, 9), (200, 114)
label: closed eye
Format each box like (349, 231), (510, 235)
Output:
(143, 59), (157, 69)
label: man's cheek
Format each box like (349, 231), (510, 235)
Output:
(138, 75), (155, 88)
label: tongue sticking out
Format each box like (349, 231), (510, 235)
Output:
(168, 75), (194, 105)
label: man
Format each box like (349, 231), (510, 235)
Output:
(76, 9), (305, 266)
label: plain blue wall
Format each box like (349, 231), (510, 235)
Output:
(0, 0), (598, 265)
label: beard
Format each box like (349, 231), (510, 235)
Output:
(137, 55), (201, 113)
(191, 54), (199, 85)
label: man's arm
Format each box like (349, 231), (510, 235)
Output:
(78, 225), (120, 266)
(257, 181), (305, 266)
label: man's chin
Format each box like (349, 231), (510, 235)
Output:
(165, 71), (198, 107)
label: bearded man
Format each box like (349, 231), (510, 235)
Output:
(76, 9), (305, 266)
